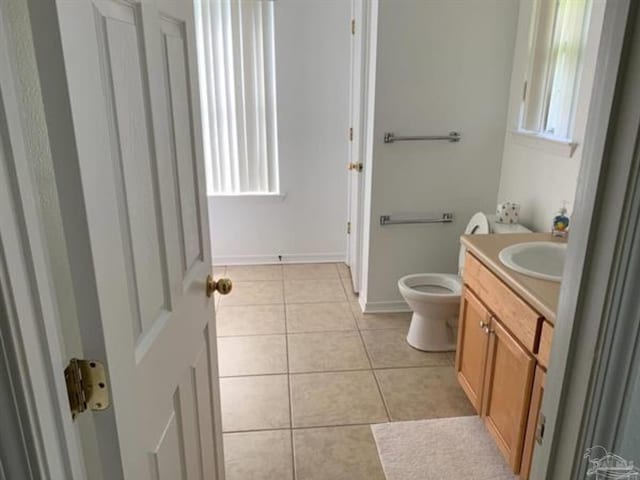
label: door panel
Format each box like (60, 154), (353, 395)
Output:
(193, 341), (217, 479)
(482, 318), (535, 473)
(455, 287), (490, 413)
(160, 17), (204, 275)
(174, 369), (201, 480)
(151, 413), (183, 480)
(94, 0), (170, 342)
(51, 0), (223, 478)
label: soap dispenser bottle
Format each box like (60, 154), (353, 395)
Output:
(552, 203), (570, 238)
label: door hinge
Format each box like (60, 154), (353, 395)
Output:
(351, 19), (355, 35)
(535, 413), (546, 444)
(65, 358), (110, 420)
(349, 127), (353, 141)
(347, 221), (351, 234)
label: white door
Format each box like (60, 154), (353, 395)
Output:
(346, 0), (365, 293)
(51, 0), (224, 478)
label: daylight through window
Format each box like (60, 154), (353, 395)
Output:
(195, 0), (280, 195)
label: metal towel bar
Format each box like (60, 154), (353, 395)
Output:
(383, 131), (461, 144)
(380, 213), (454, 226)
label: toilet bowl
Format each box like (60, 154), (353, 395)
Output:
(398, 212), (531, 351)
(398, 274), (462, 351)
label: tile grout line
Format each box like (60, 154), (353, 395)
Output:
(218, 265), (460, 476)
(219, 298), (358, 306)
(218, 363), (453, 379)
(222, 419), (405, 435)
(217, 325), (408, 338)
(358, 327), (393, 423)
(281, 270), (297, 480)
(218, 298), (355, 308)
(337, 269), (393, 423)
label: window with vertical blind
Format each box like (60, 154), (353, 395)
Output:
(195, 0), (280, 195)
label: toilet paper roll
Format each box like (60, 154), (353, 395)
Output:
(496, 202), (520, 224)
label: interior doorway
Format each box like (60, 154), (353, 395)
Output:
(345, 0), (367, 295)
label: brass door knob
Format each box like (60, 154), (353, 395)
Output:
(206, 275), (232, 297)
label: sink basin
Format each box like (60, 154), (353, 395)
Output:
(498, 241), (567, 282)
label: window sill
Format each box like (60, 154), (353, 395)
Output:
(209, 192), (287, 201)
(510, 130), (578, 158)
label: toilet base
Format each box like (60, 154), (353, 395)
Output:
(406, 312), (456, 352)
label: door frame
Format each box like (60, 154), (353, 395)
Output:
(4, 0), (638, 478)
(351, 0), (378, 309)
(532, 0), (640, 477)
(0, 5), (85, 478)
(346, 0), (376, 295)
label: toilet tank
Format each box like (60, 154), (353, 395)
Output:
(457, 212), (531, 274)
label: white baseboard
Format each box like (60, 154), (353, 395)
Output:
(213, 252), (346, 266)
(361, 299), (411, 314)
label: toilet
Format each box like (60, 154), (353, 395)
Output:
(398, 212), (531, 351)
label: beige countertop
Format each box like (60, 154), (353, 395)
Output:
(460, 232), (565, 325)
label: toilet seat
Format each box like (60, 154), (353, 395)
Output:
(398, 274), (462, 304)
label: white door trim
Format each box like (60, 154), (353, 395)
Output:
(532, 0), (636, 477)
(346, 0), (369, 294)
(356, 0), (379, 311)
(0, 6), (85, 478)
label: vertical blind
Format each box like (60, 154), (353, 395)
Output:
(195, 0), (280, 195)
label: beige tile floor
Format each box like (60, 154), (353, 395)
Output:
(215, 263), (474, 480)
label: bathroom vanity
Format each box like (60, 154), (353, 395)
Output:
(455, 233), (563, 478)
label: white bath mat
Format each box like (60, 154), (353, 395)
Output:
(371, 416), (517, 480)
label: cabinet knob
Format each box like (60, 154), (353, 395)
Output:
(479, 320), (487, 329)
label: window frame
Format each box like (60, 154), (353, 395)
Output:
(195, 0), (281, 197)
(514, 0), (591, 155)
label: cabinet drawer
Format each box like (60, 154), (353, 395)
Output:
(537, 321), (553, 369)
(464, 253), (541, 351)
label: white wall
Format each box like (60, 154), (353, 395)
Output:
(362, 0), (519, 310)
(497, 0), (606, 232)
(209, 0), (351, 265)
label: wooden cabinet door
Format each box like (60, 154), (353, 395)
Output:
(482, 318), (536, 473)
(455, 288), (491, 413)
(520, 366), (547, 479)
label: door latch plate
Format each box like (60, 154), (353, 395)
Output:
(64, 358), (110, 419)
